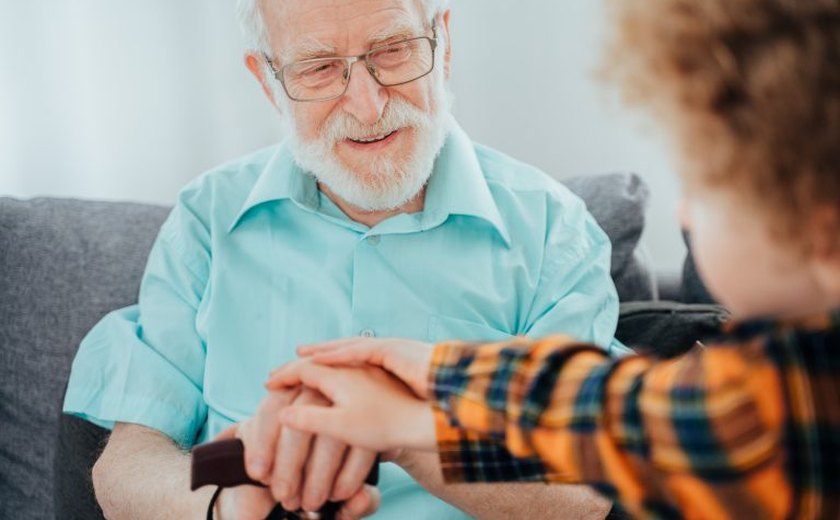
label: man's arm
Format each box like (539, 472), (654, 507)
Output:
(397, 450), (611, 520)
(92, 423), (216, 520)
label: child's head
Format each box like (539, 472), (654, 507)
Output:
(604, 0), (840, 318)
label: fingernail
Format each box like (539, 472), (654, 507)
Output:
(284, 496), (300, 512)
(275, 482), (289, 500)
(303, 492), (325, 512)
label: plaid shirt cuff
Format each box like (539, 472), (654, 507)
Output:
(433, 407), (554, 483)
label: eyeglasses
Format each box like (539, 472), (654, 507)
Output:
(264, 20), (438, 103)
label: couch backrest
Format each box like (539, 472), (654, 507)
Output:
(0, 198), (168, 519)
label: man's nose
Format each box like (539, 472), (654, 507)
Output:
(340, 62), (388, 126)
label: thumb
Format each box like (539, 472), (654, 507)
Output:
(266, 363), (339, 398)
(338, 484), (381, 519)
(213, 424), (239, 441)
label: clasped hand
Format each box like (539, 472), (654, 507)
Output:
(212, 338), (435, 519)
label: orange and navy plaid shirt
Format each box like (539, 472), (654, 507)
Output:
(428, 310), (840, 519)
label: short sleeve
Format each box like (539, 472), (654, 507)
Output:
(63, 196), (211, 448)
(523, 191), (624, 354)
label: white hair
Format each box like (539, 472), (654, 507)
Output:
(236, 0), (450, 52)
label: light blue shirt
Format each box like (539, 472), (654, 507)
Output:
(64, 120), (625, 519)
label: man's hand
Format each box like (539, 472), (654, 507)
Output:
(235, 386), (379, 514)
(209, 423), (279, 520)
(268, 337), (434, 398)
(271, 364), (438, 452)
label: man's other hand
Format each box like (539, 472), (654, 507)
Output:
(235, 386), (378, 513)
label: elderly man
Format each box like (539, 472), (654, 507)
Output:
(63, 0), (625, 518)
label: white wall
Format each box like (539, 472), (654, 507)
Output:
(0, 0), (685, 274)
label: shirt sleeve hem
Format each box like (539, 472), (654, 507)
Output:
(63, 391), (204, 449)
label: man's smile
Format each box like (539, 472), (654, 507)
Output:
(344, 128), (401, 151)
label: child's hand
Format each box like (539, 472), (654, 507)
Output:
(268, 337), (433, 398)
(269, 363), (438, 452)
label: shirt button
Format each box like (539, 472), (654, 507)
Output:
(367, 235), (381, 246)
(360, 329), (376, 338)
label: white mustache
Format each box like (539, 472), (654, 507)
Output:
(319, 98), (432, 145)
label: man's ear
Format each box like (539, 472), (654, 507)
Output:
(440, 9), (452, 80)
(245, 52), (278, 107)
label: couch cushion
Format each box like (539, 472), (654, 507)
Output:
(616, 301), (730, 358)
(0, 197), (168, 519)
(564, 172), (653, 302)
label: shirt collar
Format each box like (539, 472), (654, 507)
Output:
(229, 117), (510, 246)
(421, 117), (511, 246)
(228, 143), (318, 232)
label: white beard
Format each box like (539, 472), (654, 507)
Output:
(281, 74), (452, 212)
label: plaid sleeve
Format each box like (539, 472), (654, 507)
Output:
(429, 335), (792, 519)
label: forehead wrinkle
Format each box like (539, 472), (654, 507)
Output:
(282, 20), (423, 63)
(274, 2), (425, 62)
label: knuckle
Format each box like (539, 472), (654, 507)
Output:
(334, 475), (360, 499)
(281, 493), (301, 513)
(302, 487), (328, 511)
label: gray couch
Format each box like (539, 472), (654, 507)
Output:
(0, 173), (724, 519)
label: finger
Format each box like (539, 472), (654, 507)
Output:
(300, 435), (347, 511)
(265, 359), (308, 389)
(270, 388), (326, 511)
(331, 448), (377, 501)
(243, 388), (299, 482)
(266, 364), (341, 399)
(271, 420), (312, 511)
(296, 338), (362, 357)
(338, 485), (381, 520)
(310, 345), (384, 367)
(265, 359), (316, 390)
(277, 405), (353, 444)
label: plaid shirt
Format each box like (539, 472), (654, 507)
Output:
(429, 310), (840, 519)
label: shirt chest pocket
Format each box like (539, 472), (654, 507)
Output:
(427, 314), (515, 343)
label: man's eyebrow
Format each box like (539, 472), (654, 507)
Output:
(367, 22), (424, 46)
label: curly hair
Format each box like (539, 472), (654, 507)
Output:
(603, 0), (840, 250)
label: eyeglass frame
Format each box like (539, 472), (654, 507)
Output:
(263, 18), (439, 103)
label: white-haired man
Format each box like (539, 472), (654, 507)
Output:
(63, 0), (626, 518)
